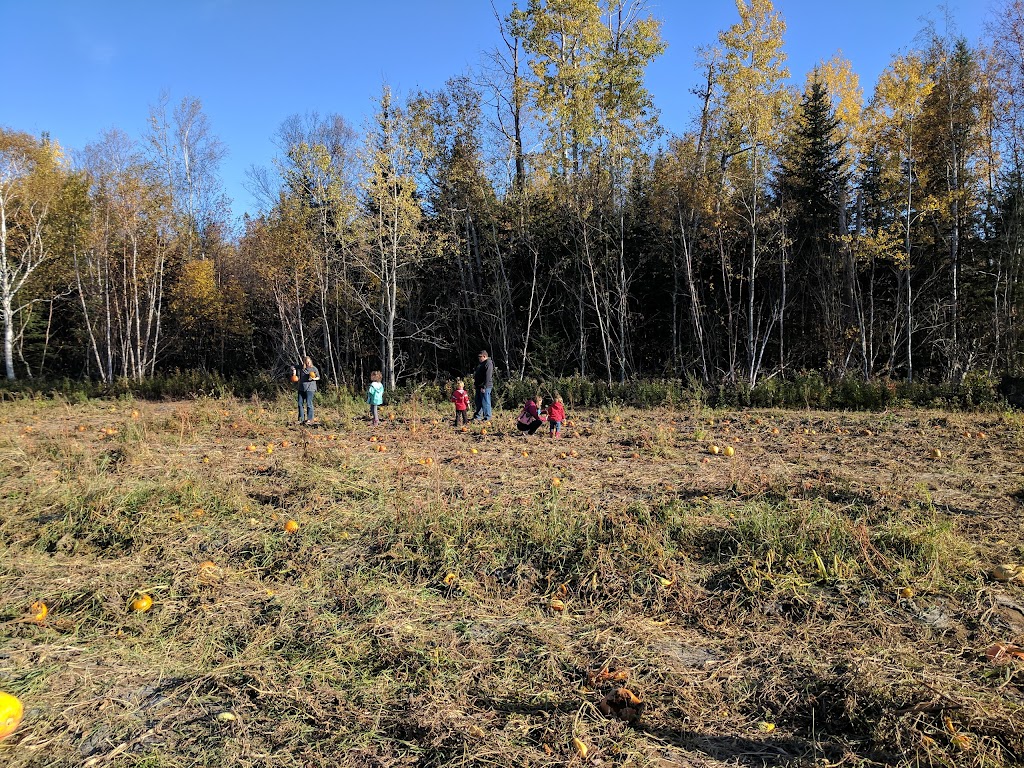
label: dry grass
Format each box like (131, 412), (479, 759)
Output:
(0, 396), (1022, 767)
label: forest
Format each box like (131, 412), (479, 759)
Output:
(2, 0), (1023, 396)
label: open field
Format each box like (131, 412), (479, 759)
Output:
(1, 396), (1023, 767)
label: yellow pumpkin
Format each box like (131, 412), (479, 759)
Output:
(0, 691), (23, 740)
(572, 737), (588, 759)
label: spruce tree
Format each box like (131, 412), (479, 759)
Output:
(777, 76), (849, 369)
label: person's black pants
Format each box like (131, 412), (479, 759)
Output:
(516, 418), (543, 435)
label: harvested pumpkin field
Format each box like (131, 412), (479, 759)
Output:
(1, 396), (1023, 767)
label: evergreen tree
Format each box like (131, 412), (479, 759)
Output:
(776, 75), (849, 369)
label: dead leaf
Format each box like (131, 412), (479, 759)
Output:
(992, 564), (1022, 582)
(986, 642), (1024, 663)
(587, 667), (630, 686)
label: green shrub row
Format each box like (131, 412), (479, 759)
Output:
(0, 369), (1007, 411)
(453, 370), (1005, 411)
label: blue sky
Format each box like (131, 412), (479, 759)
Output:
(5, 1), (985, 221)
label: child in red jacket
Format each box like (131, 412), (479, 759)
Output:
(546, 393), (565, 438)
(451, 380), (470, 427)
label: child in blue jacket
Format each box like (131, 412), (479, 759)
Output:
(367, 370), (384, 426)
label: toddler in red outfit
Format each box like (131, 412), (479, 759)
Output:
(546, 393), (565, 438)
(451, 380), (470, 427)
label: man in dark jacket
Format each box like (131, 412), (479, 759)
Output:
(472, 350), (494, 421)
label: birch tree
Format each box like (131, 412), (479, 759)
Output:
(918, 35), (984, 379)
(715, 0), (789, 385)
(146, 93), (228, 261)
(0, 130), (67, 380)
(76, 129), (171, 381)
(356, 86), (439, 389)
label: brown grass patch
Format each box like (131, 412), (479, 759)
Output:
(0, 397), (1022, 766)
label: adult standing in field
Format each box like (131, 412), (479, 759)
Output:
(292, 356), (319, 425)
(472, 350), (494, 422)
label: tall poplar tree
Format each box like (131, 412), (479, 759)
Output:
(866, 53), (934, 381)
(715, 0), (789, 385)
(918, 35), (984, 378)
(512, 0), (663, 382)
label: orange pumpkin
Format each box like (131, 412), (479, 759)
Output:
(132, 594), (153, 613)
(29, 601), (47, 623)
(290, 374), (299, 383)
(0, 691), (23, 741)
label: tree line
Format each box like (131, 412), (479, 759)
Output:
(3, 0), (1023, 392)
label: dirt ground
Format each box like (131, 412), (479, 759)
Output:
(0, 397), (1022, 767)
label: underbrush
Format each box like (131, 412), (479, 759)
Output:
(0, 369), (1010, 412)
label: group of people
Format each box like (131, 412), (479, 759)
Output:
(291, 348), (566, 438)
(449, 350), (566, 437)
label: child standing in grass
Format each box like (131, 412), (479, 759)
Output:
(546, 392), (565, 438)
(367, 371), (384, 426)
(451, 379), (470, 427)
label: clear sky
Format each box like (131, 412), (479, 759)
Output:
(4, 0), (986, 222)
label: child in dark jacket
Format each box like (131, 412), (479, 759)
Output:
(546, 393), (565, 438)
(451, 380), (470, 427)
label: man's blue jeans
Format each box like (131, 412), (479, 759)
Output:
(298, 390), (314, 422)
(474, 387), (492, 420)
